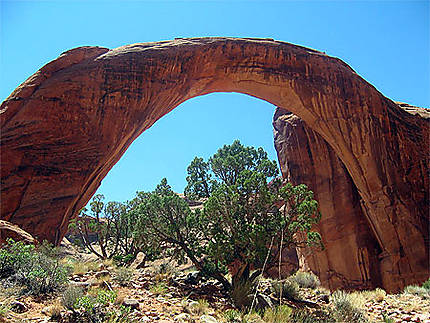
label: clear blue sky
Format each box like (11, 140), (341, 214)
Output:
(1, 1), (429, 203)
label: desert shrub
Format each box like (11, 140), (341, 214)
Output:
(289, 271), (320, 289)
(73, 289), (117, 322)
(113, 254), (135, 267)
(105, 305), (136, 323)
(0, 303), (9, 320)
(149, 282), (168, 295)
(242, 311), (264, 323)
(223, 309), (241, 322)
(361, 288), (386, 302)
(330, 290), (367, 322)
(291, 309), (336, 323)
(0, 239), (34, 278)
(114, 267), (133, 286)
(270, 279), (300, 300)
(422, 277), (430, 290)
(187, 299), (209, 315)
(230, 279), (255, 310)
(0, 239), (70, 295)
(403, 285), (430, 298)
(263, 305), (292, 323)
(62, 285), (85, 310)
(156, 262), (175, 275)
(382, 313), (394, 323)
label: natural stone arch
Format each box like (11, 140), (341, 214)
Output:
(1, 38), (428, 292)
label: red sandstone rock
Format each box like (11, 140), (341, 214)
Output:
(0, 37), (428, 292)
(273, 104), (429, 292)
(0, 220), (36, 244)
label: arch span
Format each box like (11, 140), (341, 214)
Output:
(1, 38), (428, 291)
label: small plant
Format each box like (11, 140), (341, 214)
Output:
(223, 309), (241, 323)
(149, 282), (168, 295)
(263, 305), (292, 323)
(288, 271), (320, 289)
(242, 311), (264, 323)
(114, 267), (133, 286)
(382, 312), (394, 323)
(230, 279), (255, 310)
(422, 277), (430, 290)
(403, 285), (430, 298)
(270, 279), (300, 300)
(74, 289), (117, 320)
(331, 290), (368, 322)
(0, 303), (9, 320)
(105, 305), (136, 323)
(290, 309), (335, 323)
(0, 239), (70, 295)
(187, 299), (209, 315)
(62, 285), (85, 310)
(374, 288), (386, 302)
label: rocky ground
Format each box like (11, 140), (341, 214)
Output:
(0, 245), (429, 323)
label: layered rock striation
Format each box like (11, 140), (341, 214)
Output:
(1, 38), (428, 291)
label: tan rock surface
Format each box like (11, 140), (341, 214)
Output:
(1, 37), (428, 291)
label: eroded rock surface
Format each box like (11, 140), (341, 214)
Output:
(273, 104), (429, 292)
(1, 37), (428, 291)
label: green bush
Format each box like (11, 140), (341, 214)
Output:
(223, 309), (241, 322)
(113, 254), (135, 267)
(114, 267), (133, 286)
(0, 239), (70, 295)
(290, 309), (335, 323)
(263, 305), (292, 323)
(330, 290), (368, 322)
(62, 285), (85, 310)
(270, 279), (300, 300)
(230, 279), (255, 310)
(289, 271), (320, 289)
(73, 289), (117, 321)
(422, 277), (430, 290)
(403, 285), (430, 298)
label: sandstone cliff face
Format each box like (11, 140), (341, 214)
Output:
(1, 38), (428, 292)
(273, 105), (429, 291)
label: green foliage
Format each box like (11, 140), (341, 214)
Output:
(230, 278), (256, 310)
(0, 239), (70, 295)
(421, 277), (430, 290)
(262, 305), (292, 323)
(382, 313), (394, 323)
(403, 285), (430, 298)
(223, 309), (242, 323)
(330, 290), (368, 323)
(74, 289), (117, 321)
(128, 141), (322, 294)
(62, 285), (85, 310)
(288, 271), (320, 289)
(270, 278), (300, 300)
(113, 254), (135, 267)
(113, 267), (133, 286)
(290, 309), (335, 323)
(105, 305), (136, 323)
(149, 282), (168, 295)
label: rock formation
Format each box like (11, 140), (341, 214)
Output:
(273, 104), (429, 291)
(1, 38), (428, 292)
